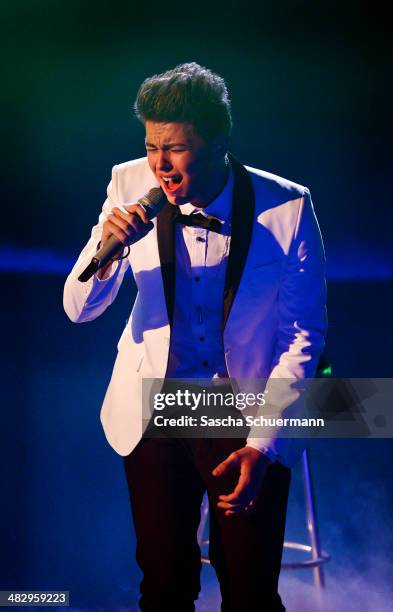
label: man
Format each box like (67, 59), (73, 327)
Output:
(64, 62), (327, 611)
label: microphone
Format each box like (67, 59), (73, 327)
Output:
(78, 187), (165, 282)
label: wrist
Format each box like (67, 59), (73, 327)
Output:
(95, 239), (129, 280)
(246, 443), (276, 464)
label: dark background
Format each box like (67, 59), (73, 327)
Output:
(1, 1), (392, 610)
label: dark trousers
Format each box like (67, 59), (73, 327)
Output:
(124, 436), (291, 611)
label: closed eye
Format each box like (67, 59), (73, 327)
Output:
(145, 143), (188, 152)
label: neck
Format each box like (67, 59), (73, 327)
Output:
(190, 157), (229, 208)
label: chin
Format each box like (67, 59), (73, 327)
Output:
(167, 193), (189, 205)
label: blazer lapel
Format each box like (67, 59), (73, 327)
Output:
(156, 201), (178, 326)
(222, 153), (255, 329)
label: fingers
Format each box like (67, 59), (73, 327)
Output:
(212, 451), (239, 477)
(124, 203), (149, 224)
(102, 218), (130, 245)
(213, 448), (264, 517)
(218, 498), (255, 517)
(217, 499), (254, 516)
(217, 474), (252, 516)
(213, 457), (252, 516)
(101, 204), (152, 246)
(218, 472), (251, 503)
(111, 206), (147, 233)
(218, 497), (255, 516)
(217, 500), (245, 510)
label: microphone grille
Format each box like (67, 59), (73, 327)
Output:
(144, 187), (165, 207)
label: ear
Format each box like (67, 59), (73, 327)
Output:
(210, 134), (229, 157)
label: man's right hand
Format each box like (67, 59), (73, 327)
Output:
(101, 203), (154, 246)
(97, 203), (154, 279)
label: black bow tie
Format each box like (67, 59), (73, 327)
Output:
(175, 212), (222, 234)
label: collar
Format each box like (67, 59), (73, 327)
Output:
(178, 162), (233, 226)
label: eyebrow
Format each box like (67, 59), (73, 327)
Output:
(145, 141), (188, 148)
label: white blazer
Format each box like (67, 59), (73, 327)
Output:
(63, 156), (327, 467)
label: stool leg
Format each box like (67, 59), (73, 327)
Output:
(302, 447), (325, 590)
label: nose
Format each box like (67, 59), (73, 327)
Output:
(157, 149), (172, 172)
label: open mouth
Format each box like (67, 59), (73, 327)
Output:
(160, 175), (183, 192)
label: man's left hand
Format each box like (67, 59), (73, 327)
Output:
(212, 446), (272, 516)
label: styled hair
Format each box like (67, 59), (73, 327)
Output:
(134, 62), (232, 142)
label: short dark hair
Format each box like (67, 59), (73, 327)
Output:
(134, 62), (232, 142)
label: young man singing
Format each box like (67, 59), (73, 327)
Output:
(64, 62), (327, 611)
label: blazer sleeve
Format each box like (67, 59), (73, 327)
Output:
(247, 188), (328, 464)
(63, 165), (130, 323)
